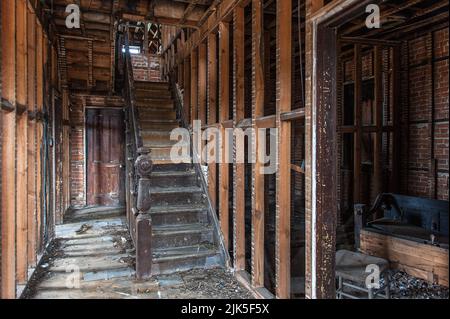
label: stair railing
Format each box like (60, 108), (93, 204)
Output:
(122, 31), (153, 279)
(170, 76), (231, 269)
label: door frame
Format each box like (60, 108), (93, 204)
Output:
(84, 106), (125, 207)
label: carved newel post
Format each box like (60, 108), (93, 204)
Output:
(135, 147), (153, 279)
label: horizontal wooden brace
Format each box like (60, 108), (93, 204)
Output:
(280, 108), (305, 121)
(339, 36), (400, 47)
(339, 125), (395, 133)
(1, 98), (15, 112)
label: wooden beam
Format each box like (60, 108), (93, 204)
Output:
(207, 31), (218, 207)
(251, 0), (264, 289)
(353, 44), (362, 203)
(313, 22), (338, 300)
(219, 21), (230, 250)
(16, 0), (29, 285)
(27, 5), (37, 269)
(1, 0), (17, 299)
(373, 46), (383, 196)
(198, 41), (207, 164)
(36, 21), (44, 253)
(190, 49), (198, 126)
(183, 57), (191, 124)
(233, 5), (246, 272)
(275, 0), (291, 299)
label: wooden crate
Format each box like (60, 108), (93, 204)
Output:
(360, 229), (449, 287)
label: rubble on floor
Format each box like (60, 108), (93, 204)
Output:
(20, 208), (252, 299)
(387, 270), (449, 299)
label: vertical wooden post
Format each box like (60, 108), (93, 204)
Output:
(190, 49), (198, 127)
(313, 23), (338, 300)
(353, 44), (362, 203)
(143, 21), (149, 54)
(26, 4), (37, 268)
(275, 0), (292, 299)
(219, 21), (230, 250)
(233, 5), (246, 271)
(198, 42), (207, 164)
(183, 57), (191, 125)
(373, 46), (383, 196)
(36, 21), (44, 252)
(198, 43), (207, 126)
(1, 0), (17, 299)
(391, 46), (401, 192)
(16, 0), (29, 285)
(207, 32), (217, 207)
(251, 0), (265, 289)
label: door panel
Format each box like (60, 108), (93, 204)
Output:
(87, 108), (125, 207)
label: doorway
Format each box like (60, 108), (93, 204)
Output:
(86, 108), (126, 207)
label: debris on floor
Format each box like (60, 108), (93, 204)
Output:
(387, 270), (449, 299)
(75, 224), (93, 234)
(20, 209), (252, 299)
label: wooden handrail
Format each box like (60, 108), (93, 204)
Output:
(122, 31), (153, 279)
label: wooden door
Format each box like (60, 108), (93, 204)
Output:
(86, 108), (125, 207)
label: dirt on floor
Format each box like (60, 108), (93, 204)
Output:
(19, 209), (253, 299)
(387, 270), (449, 299)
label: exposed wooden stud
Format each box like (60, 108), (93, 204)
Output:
(183, 57), (191, 124)
(16, 0), (29, 285)
(233, 5), (246, 272)
(1, 0), (17, 299)
(275, 0), (292, 299)
(207, 31), (217, 207)
(218, 21), (230, 250)
(36, 21), (44, 252)
(251, 0), (264, 289)
(353, 44), (362, 203)
(190, 49), (199, 126)
(27, 4), (37, 268)
(373, 46), (383, 196)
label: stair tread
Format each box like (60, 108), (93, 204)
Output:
(139, 119), (180, 124)
(151, 170), (196, 177)
(150, 185), (202, 194)
(150, 203), (206, 214)
(153, 245), (218, 261)
(153, 223), (213, 233)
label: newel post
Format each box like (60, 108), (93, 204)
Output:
(135, 147), (153, 279)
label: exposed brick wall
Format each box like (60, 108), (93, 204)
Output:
(68, 95), (124, 208)
(131, 53), (161, 82)
(403, 28), (449, 200)
(69, 95), (86, 208)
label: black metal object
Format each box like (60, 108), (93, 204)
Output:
(355, 193), (449, 248)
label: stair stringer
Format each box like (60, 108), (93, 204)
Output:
(171, 79), (232, 271)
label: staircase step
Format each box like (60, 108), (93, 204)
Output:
(139, 119), (180, 130)
(138, 109), (177, 120)
(152, 245), (221, 275)
(145, 146), (192, 164)
(150, 169), (198, 188)
(150, 157), (192, 165)
(135, 80), (169, 90)
(152, 163), (194, 172)
(150, 204), (207, 226)
(141, 130), (176, 144)
(135, 89), (171, 99)
(150, 186), (204, 206)
(152, 224), (214, 249)
(136, 99), (174, 108)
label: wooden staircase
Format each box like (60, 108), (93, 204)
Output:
(134, 80), (223, 275)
